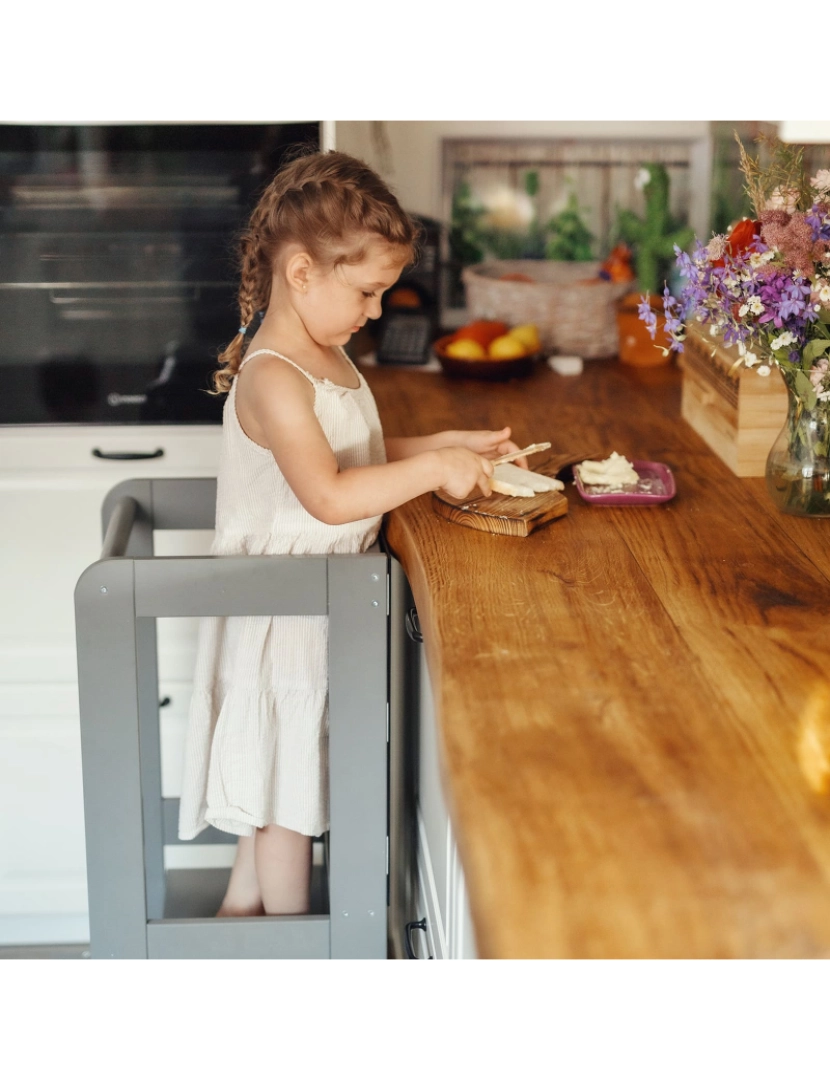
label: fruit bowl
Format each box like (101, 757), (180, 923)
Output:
(432, 334), (540, 381)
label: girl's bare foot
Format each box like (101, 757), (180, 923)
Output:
(216, 900), (265, 918)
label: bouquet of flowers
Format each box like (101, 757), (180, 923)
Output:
(639, 135), (830, 516)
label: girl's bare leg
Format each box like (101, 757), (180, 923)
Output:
(255, 823), (312, 915)
(217, 833), (264, 917)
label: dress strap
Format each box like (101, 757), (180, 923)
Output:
(238, 348), (317, 385)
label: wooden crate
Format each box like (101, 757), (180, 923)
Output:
(679, 324), (788, 477)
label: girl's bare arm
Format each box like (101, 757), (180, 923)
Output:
(386, 430), (529, 468)
(241, 361), (494, 525)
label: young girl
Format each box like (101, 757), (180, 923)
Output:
(178, 150), (527, 917)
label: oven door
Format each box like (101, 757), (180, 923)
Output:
(0, 231), (234, 424)
(0, 122), (321, 424)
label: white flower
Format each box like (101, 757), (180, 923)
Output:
(756, 365), (772, 376)
(479, 185), (534, 231)
(770, 331), (796, 350)
(744, 351), (760, 368)
(814, 282), (830, 304)
(634, 167), (651, 191)
(765, 186), (799, 212)
(811, 168), (830, 196)
(738, 298), (764, 317)
(749, 250), (775, 267)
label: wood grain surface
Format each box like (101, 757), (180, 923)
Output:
(364, 359), (830, 959)
(432, 447), (598, 537)
(432, 456), (569, 536)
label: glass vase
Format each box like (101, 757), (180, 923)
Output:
(765, 368), (830, 517)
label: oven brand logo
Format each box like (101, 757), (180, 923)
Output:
(108, 393), (148, 406)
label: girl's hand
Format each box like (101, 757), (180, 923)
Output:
(434, 447), (494, 499)
(458, 426), (529, 469)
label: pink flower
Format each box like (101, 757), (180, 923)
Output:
(760, 209), (823, 276)
(809, 358), (829, 390)
(811, 169), (830, 196)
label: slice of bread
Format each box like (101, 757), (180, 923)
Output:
(490, 463), (565, 498)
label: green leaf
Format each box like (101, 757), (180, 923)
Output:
(524, 171), (539, 198)
(794, 370), (818, 410)
(803, 339), (830, 363)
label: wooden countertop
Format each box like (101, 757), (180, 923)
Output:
(364, 358), (830, 959)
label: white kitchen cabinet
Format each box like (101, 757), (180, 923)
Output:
(413, 652), (478, 960)
(388, 559), (477, 961)
(0, 425), (221, 944)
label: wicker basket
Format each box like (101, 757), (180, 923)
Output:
(461, 260), (631, 359)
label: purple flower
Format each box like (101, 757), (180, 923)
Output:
(778, 277), (812, 321)
(674, 246), (696, 279)
(722, 323), (750, 346)
(638, 295), (658, 339)
(806, 202), (830, 243)
(756, 272), (813, 328)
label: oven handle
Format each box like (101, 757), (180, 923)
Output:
(49, 286), (203, 305)
(92, 448), (165, 461)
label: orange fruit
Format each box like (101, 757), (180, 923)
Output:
(455, 319), (509, 349)
(445, 338), (487, 360)
(488, 335), (527, 359)
(508, 323), (540, 352)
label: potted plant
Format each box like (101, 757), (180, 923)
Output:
(615, 163), (694, 366)
(545, 189), (595, 262)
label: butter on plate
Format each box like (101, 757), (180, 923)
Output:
(576, 452), (639, 488)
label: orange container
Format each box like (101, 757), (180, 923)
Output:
(616, 294), (669, 367)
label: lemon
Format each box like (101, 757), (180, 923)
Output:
(508, 323), (541, 352)
(446, 338), (487, 360)
(488, 334), (527, 359)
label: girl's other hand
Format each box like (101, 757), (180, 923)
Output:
(435, 447), (494, 499)
(459, 426), (529, 469)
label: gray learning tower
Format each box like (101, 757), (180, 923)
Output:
(75, 479), (390, 959)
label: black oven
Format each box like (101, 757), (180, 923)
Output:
(0, 123), (319, 425)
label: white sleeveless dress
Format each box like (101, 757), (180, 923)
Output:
(178, 347), (386, 840)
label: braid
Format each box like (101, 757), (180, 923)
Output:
(210, 150), (419, 395)
(211, 227), (271, 394)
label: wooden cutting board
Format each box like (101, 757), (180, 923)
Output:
(432, 448), (599, 537)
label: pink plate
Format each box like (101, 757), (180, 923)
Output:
(574, 460), (676, 506)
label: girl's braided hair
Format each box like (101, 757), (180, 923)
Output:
(212, 149), (420, 394)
